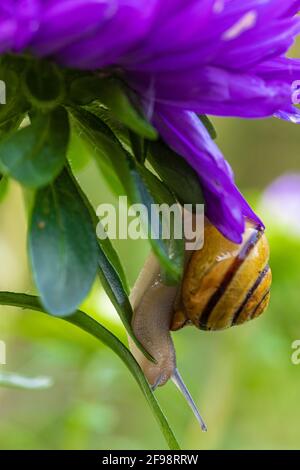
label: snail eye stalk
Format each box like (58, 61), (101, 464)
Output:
(172, 368), (207, 432)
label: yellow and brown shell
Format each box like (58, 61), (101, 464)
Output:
(172, 221), (272, 332)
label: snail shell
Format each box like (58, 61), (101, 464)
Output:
(172, 221), (271, 332)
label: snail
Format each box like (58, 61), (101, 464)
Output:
(129, 218), (271, 431)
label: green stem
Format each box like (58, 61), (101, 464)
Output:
(0, 291), (180, 450)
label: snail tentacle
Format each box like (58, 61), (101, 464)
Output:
(172, 368), (207, 432)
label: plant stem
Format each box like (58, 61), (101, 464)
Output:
(0, 291), (180, 450)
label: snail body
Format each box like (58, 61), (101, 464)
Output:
(129, 219), (271, 430)
(130, 253), (177, 388)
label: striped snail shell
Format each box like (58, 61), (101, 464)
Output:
(172, 221), (272, 332)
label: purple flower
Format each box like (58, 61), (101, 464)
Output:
(1, 0), (300, 242)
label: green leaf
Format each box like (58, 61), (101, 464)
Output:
(129, 130), (145, 163)
(70, 107), (128, 196)
(0, 107), (70, 188)
(96, 239), (154, 361)
(65, 164), (130, 296)
(85, 103), (130, 149)
(199, 115), (217, 140)
(70, 76), (157, 140)
(28, 168), (98, 316)
(96, 243), (138, 342)
(0, 291), (180, 450)
(70, 120), (124, 197)
(0, 372), (53, 390)
(0, 115), (24, 141)
(66, 168), (152, 359)
(130, 165), (185, 284)
(98, 235), (130, 295)
(97, 238), (131, 306)
(148, 139), (204, 206)
(71, 108), (184, 283)
(67, 127), (91, 173)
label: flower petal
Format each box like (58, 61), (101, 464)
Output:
(152, 104), (263, 243)
(55, 0), (159, 69)
(31, 0), (112, 56)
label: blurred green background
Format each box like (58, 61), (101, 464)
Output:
(1, 49), (300, 450)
